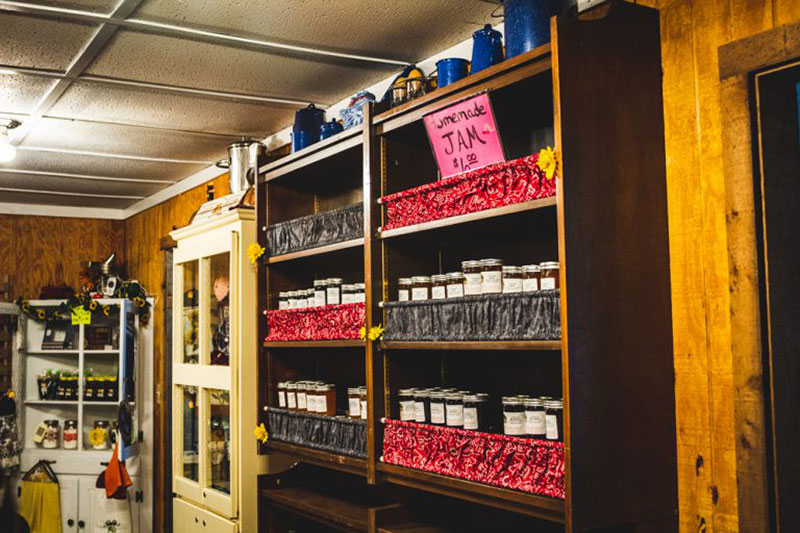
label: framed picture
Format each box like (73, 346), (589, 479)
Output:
(85, 326), (115, 351)
(41, 321), (75, 350)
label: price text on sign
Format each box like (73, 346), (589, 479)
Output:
(71, 307), (91, 325)
(423, 92), (506, 178)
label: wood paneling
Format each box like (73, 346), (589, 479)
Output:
(0, 214), (124, 300)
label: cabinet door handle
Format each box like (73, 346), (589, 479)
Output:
(67, 518), (74, 527)
(202, 490), (207, 498)
(202, 520), (206, 526)
(195, 516), (199, 523)
(78, 520), (85, 529)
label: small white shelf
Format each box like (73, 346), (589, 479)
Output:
(83, 401), (120, 406)
(84, 349), (119, 354)
(24, 350), (80, 355)
(24, 399), (79, 406)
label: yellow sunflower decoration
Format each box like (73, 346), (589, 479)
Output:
(253, 423), (268, 444)
(247, 242), (265, 265)
(89, 427), (107, 447)
(359, 326), (367, 340)
(368, 325), (385, 341)
(537, 146), (558, 180)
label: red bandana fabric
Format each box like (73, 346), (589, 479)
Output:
(265, 303), (365, 341)
(380, 154), (555, 231)
(381, 419), (565, 499)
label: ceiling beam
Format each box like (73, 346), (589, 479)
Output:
(0, 186), (144, 199)
(17, 145), (214, 165)
(0, 1), (408, 67)
(0, 168), (176, 184)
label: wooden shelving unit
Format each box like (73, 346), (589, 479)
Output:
(256, 4), (676, 531)
(264, 238), (364, 264)
(263, 340), (365, 349)
(265, 440), (368, 477)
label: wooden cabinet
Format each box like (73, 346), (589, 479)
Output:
(256, 4), (675, 531)
(174, 497), (238, 533)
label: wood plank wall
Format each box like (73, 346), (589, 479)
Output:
(0, 214), (125, 299)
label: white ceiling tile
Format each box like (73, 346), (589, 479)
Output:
(0, 13), (98, 70)
(48, 79), (297, 137)
(132, 0), (499, 63)
(34, 0), (117, 14)
(0, 170), (167, 196)
(0, 189), (136, 209)
(0, 73), (57, 114)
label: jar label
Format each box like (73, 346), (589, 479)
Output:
(349, 398), (361, 417)
(541, 277), (556, 290)
(354, 292), (365, 304)
(430, 402), (445, 424)
(482, 271), (502, 293)
(446, 404), (464, 426)
(306, 395), (316, 412)
(414, 401), (426, 422)
(503, 278), (523, 293)
(545, 414), (559, 440)
(315, 290), (326, 307)
(504, 411), (525, 435)
(525, 410), (546, 435)
(279, 301), (288, 310)
(446, 284), (464, 298)
(287, 393), (297, 409)
(398, 290), (409, 302)
(411, 287), (429, 301)
(327, 287), (341, 305)
(464, 273), (482, 295)
(523, 278), (539, 292)
(319, 396), (328, 413)
(431, 286), (446, 299)
(360, 399), (367, 419)
(278, 391), (286, 408)
(296, 392), (307, 410)
(399, 400), (416, 421)
(342, 293), (355, 304)
(463, 407), (479, 430)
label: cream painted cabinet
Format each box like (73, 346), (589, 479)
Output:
(171, 208), (264, 533)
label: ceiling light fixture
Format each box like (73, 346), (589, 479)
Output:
(0, 119), (20, 163)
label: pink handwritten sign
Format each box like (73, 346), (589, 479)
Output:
(423, 92), (506, 178)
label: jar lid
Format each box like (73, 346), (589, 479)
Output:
(524, 398), (544, 407)
(94, 420), (109, 427)
(355, 283), (365, 289)
(429, 391), (446, 399)
(463, 394), (480, 402)
(411, 276), (431, 282)
(44, 419), (59, 425)
(286, 382), (297, 389)
(398, 278), (412, 285)
(279, 291), (289, 297)
(314, 279), (327, 286)
(446, 271), (464, 278)
(445, 392), (464, 400)
(440, 387), (458, 393)
(479, 258), (503, 266)
(461, 260), (480, 268)
(502, 396), (523, 405)
(398, 388), (416, 395)
(316, 384), (335, 391)
(326, 277), (344, 283)
(545, 399), (563, 409)
(414, 389), (431, 398)
(502, 265), (522, 273)
(347, 387), (360, 394)
(522, 264), (542, 272)
(540, 261), (560, 269)
(431, 274), (448, 282)
(277, 381), (287, 387)
(342, 284), (355, 291)
(475, 393), (490, 401)
(65, 420), (78, 427)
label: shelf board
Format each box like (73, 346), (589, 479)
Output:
(378, 525), (453, 533)
(264, 238), (364, 264)
(84, 349), (119, 354)
(377, 463), (564, 523)
(25, 350), (79, 355)
(258, 126), (363, 183)
(379, 197), (557, 240)
(265, 440), (367, 476)
(83, 401), (119, 406)
(380, 340), (561, 351)
(262, 486), (370, 532)
(24, 400), (78, 406)
(263, 339), (365, 349)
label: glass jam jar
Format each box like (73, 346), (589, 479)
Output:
(305, 383), (318, 413)
(429, 390), (446, 425)
(314, 279), (328, 307)
(279, 292), (289, 310)
(306, 288), (316, 307)
(411, 276), (431, 301)
(295, 381), (308, 411)
(42, 420), (60, 449)
(277, 381), (287, 408)
(93, 420), (110, 450)
(317, 384), (336, 416)
(354, 283), (366, 304)
(431, 275), (448, 300)
(348, 387), (361, 419)
(522, 265), (541, 292)
(502, 265), (523, 293)
(359, 387), (368, 420)
(524, 398), (546, 438)
(287, 291), (298, 309)
(414, 389), (431, 423)
(462, 394), (484, 431)
(341, 284), (355, 304)
(446, 272), (465, 298)
(445, 392), (464, 428)
(462, 260), (482, 296)
(502, 397), (525, 436)
(480, 258), (504, 294)
(63, 420), (78, 450)
(326, 278), (343, 305)
(285, 382), (298, 410)
(398, 388), (416, 421)
(545, 398), (564, 441)
(397, 278), (412, 302)
(539, 262), (560, 290)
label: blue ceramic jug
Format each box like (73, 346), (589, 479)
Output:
(292, 103), (325, 152)
(436, 58), (470, 87)
(504, 0), (576, 59)
(471, 24), (504, 74)
(320, 119), (344, 140)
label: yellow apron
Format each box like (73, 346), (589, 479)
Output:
(19, 480), (62, 533)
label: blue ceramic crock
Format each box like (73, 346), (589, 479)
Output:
(471, 24), (504, 73)
(320, 119), (344, 140)
(436, 58), (470, 87)
(292, 103), (325, 152)
(504, 0), (577, 58)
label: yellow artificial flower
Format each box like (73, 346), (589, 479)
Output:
(247, 242), (265, 265)
(89, 300), (98, 310)
(253, 423), (269, 444)
(359, 326), (367, 340)
(367, 325), (385, 341)
(102, 305), (111, 316)
(89, 427), (106, 447)
(36, 309), (46, 319)
(537, 146), (558, 180)
(7, 390), (15, 399)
